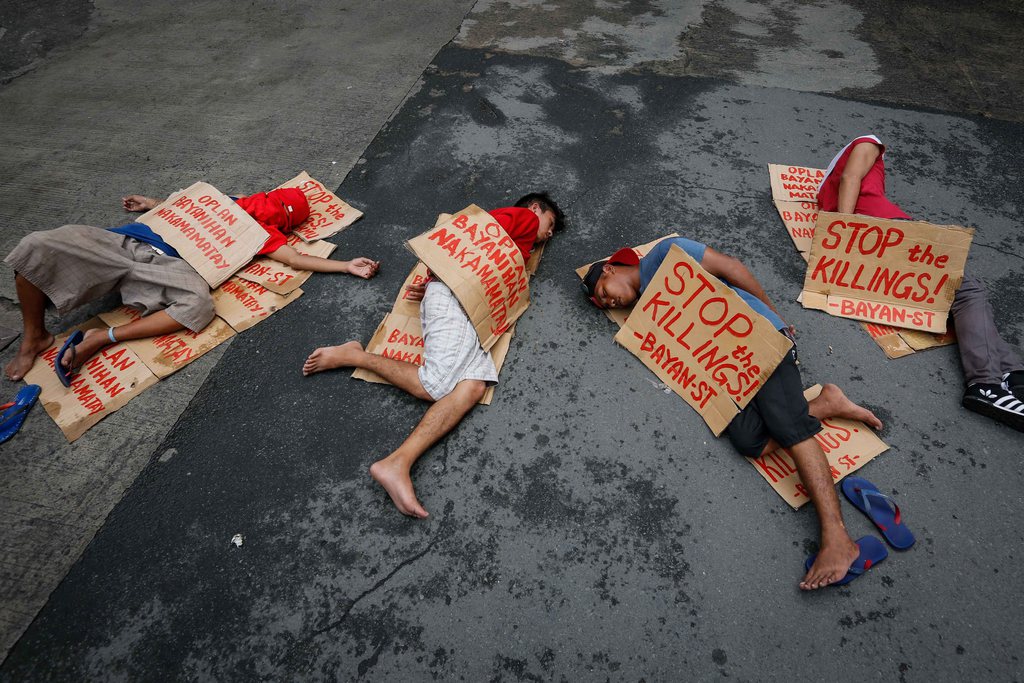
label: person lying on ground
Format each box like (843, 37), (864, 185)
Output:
(581, 236), (883, 590)
(818, 135), (1024, 432)
(302, 192), (564, 519)
(4, 188), (379, 382)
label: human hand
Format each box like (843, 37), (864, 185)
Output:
(346, 257), (380, 279)
(404, 282), (427, 302)
(122, 195), (158, 212)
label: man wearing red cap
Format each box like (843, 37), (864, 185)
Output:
(302, 193), (564, 520)
(582, 237), (884, 590)
(4, 188), (379, 382)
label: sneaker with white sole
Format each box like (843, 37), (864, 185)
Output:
(963, 383), (1024, 432)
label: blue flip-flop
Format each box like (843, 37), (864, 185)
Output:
(54, 330), (84, 388)
(804, 535), (888, 587)
(0, 384), (41, 445)
(842, 476), (916, 549)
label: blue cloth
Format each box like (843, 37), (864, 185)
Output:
(107, 223), (180, 258)
(638, 237), (786, 331)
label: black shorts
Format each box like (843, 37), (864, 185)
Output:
(725, 349), (821, 457)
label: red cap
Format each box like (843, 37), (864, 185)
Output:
(236, 187), (311, 233)
(607, 247), (640, 267)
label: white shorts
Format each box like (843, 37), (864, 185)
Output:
(418, 280), (498, 400)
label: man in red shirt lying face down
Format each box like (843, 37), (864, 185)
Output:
(4, 188), (379, 383)
(302, 193), (564, 519)
(818, 136), (1024, 432)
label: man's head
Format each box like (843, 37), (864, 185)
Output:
(236, 188), (311, 233)
(515, 192), (564, 244)
(581, 247), (641, 309)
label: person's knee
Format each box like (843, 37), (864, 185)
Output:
(180, 291), (215, 331)
(456, 379), (487, 403)
(726, 424), (767, 458)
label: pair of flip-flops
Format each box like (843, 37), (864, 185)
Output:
(805, 476), (915, 587)
(55, 330), (85, 388)
(0, 384), (41, 445)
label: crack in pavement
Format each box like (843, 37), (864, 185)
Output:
(275, 516), (450, 667)
(970, 240), (1024, 263)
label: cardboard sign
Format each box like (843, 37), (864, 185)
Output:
(575, 234), (681, 329)
(862, 321), (956, 359)
(802, 212), (973, 333)
(23, 319), (159, 442)
(276, 172), (363, 242)
(98, 306), (235, 378)
(406, 205), (530, 352)
(137, 182), (268, 288)
(353, 215), (530, 405)
(774, 200), (818, 259)
(351, 312), (512, 406)
(768, 164), (825, 202)
(235, 235), (337, 294)
(212, 276), (303, 332)
(615, 245), (793, 435)
(745, 385), (889, 509)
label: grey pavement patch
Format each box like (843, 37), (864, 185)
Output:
(4, 46), (1022, 679)
(0, 0), (476, 663)
(458, 0), (1024, 122)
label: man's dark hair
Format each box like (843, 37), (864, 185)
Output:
(515, 191), (565, 232)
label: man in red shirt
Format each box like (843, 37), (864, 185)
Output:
(819, 136), (1024, 431)
(302, 193), (563, 518)
(4, 188), (379, 383)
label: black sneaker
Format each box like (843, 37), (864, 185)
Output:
(1001, 371), (1024, 402)
(963, 383), (1024, 432)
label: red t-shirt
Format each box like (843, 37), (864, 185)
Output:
(816, 136), (911, 220)
(489, 206), (539, 262)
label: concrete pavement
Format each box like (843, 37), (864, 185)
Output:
(0, 0), (476, 660)
(2, 0), (1024, 679)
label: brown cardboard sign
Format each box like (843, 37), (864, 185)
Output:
(98, 306), (235, 378)
(575, 233), (680, 329)
(275, 172), (363, 242)
(768, 163), (825, 202)
(212, 276), (303, 333)
(406, 205), (530, 352)
(353, 214), (531, 406)
(802, 212), (974, 333)
(745, 385), (889, 509)
(235, 235), (337, 294)
(137, 182), (269, 288)
(614, 245), (793, 435)
(861, 321), (956, 359)
(23, 319), (159, 442)
(774, 200), (818, 259)
(351, 310), (511, 406)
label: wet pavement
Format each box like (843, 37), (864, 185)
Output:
(2, 1), (1024, 680)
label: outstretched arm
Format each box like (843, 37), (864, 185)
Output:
(122, 195), (162, 212)
(701, 247), (790, 330)
(837, 143), (880, 214)
(267, 245), (380, 278)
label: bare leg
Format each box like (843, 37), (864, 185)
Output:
(792, 436), (860, 590)
(370, 379), (487, 518)
(755, 383), (883, 458)
(5, 274), (55, 380)
(303, 340), (432, 401)
(61, 310), (185, 371)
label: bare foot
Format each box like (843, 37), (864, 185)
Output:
(812, 384), (883, 430)
(799, 536), (860, 590)
(369, 458), (429, 519)
(61, 328), (112, 372)
(302, 340), (364, 376)
(4, 332), (54, 381)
